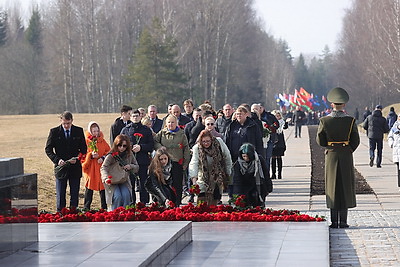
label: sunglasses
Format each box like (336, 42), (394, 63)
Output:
(118, 144), (128, 148)
(206, 123), (214, 126)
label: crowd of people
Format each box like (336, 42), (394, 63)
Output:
(45, 100), (289, 212)
(45, 98), (400, 214)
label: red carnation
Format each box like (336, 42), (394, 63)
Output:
(112, 152), (119, 157)
(179, 143), (184, 149)
(105, 179), (112, 185)
(178, 158), (184, 165)
(133, 133), (144, 138)
(179, 125), (185, 129)
(88, 135), (94, 140)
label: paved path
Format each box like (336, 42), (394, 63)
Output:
(267, 125), (400, 266)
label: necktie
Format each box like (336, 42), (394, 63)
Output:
(66, 130), (70, 139)
(151, 119), (155, 127)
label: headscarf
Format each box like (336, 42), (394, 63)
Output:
(198, 134), (227, 193)
(237, 143), (264, 186)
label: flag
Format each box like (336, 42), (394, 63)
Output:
(299, 87), (311, 101)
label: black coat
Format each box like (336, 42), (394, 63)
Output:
(363, 110), (389, 139)
(184, 120), (197, 148)
(110, 117), (131, 144)
(120, 122), (154, 165)
(225, 117), (265, 160)
(45, 124), (87, 179)
(151, 117), (163, 133)
(232, 156), (272, 207)
(145, 171), (176, 204)
(215, 115), (232, 136)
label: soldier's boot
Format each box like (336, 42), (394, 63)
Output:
(339, 209), (349, 228)
(329, 209), (339, 228)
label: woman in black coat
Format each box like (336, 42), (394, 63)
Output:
(271, 110), (288, 179)
(145, 148), (176, 206)
(232, 143), (272, 207)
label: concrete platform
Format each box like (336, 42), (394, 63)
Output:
(0, 221), (192, 267)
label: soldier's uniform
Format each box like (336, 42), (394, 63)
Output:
(316, 87), (360, 228)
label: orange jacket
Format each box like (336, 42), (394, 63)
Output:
(82, 131), (110, 191)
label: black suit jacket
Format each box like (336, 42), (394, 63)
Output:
(151, 117), (163, 133)
(45, 124), (87, 179)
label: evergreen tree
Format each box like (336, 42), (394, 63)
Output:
(25, 8), (42, 54)
(294, 54), (311, 90)
(0, 10), (8, 46)
(125, 18), (187, 108)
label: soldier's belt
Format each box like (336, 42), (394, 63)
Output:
(327, 141), (349, 147)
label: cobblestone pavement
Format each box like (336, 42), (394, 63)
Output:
(306, 210), (400, 267)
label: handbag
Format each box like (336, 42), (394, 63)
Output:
(103, 162), (129, 184)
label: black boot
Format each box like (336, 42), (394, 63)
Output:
(339, 209), (349, 228)
(329, 209), (338, 228)
(277, 157), (283, 179)
(100, 190), (107, 210)
(84, 187), (93, 210)
(271, 158), (277, 179)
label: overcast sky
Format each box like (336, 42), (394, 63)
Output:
(1, 0), (352, 57)
(253, 0), (352, 57)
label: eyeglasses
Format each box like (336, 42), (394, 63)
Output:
(118, 144), (128, 148)
(206, 123), (214, 126)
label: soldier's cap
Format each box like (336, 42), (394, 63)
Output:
(327, 87), (349, 104)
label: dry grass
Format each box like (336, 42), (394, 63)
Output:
(0, 113), (119, 212)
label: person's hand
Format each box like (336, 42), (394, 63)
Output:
(58, 159), (65, 166)
(97, 158), (103, 164)
(132, 144), (141, 153)
(192, 177), (198, 184)
(165, 199), (170, 207)
(124, 164), (131, 171)
(92, 152), (99, 159)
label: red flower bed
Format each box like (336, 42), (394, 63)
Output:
(37, 202), (325, 223)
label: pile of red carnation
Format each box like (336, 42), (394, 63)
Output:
(37, 202), (325, 223)
(0, 207), (38, 223)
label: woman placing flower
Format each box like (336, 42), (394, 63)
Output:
(145, 148), (176, 206)
(82, 121), (110, 210)
(100, 134), (138, 211)
(189, 130), (232, 205)
(154, 114), (190, 206)
(233, 143), (272, 207)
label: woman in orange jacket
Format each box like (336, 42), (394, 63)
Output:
(82, 121), (110, 210)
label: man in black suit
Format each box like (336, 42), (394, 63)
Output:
(110, 105), (133, 144)
(147, 104), (163, 133)
(45, 111), (87, 212)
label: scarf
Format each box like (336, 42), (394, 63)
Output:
(277, 119), (285, 134)
(237, 152), (264, 186)
(198, 138), (227, 193)
(168, 126), (180, 133)
(161, 161), (172, 185)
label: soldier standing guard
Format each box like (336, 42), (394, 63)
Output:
(316, 87), (360, 228)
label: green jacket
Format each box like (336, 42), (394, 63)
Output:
(154, 128), (191, 170)
(316, 112), (360, 209)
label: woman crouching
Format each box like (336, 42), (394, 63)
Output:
(233, 143), (272, 207)
(145, 148), (176, 206)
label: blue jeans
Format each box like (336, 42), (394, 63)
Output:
(112, 184), (131, 210)
(56, 177), (80, 212)
(369, 138), (383, 166)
